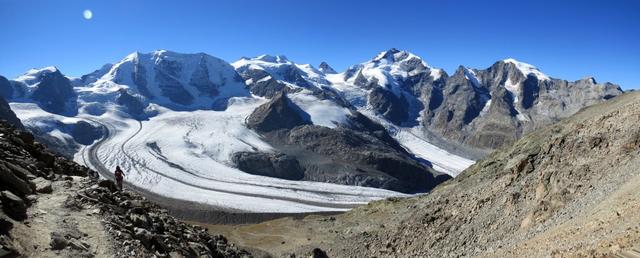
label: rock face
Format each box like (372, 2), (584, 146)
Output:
(246, 92), (310, 132)
(318, 62), (337, 74)
(243, 91), (448, 193)
(116, 89), (146, 116)
(278, 92), (640, 258)
(0, 76), (13, 99)
(419, 59), (624, 151)
(15, 68), (78, 115)
(0, 95), (23, 129)
(231, 152), (304, 180)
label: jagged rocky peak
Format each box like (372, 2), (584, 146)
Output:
(318, 61), (337, 74)
(246, 91), (310, 132)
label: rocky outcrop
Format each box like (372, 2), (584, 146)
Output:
(368, 87), (409, 125)
(318, 62), (337, 74)
(235, 67), (289, 98)
(271, 125), (448, 193)
(245, 91), (447, 192)
(246, 91), (310, 132)
(231, 152), (304, 180)
(0, 76), (13, 99)
(116, 89), (147, 116)
(0, 95), (23, 129)
(29, 69), (78, 116)
(70, 180), (251, 257)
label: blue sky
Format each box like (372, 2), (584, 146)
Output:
(1, 0), (639, 89)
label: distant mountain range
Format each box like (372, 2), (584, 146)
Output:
(0, 49), (623, 210)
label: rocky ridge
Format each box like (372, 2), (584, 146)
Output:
(0, 121), (251, 257)
(241, 92), (448, 193)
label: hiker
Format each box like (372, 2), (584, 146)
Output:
(114, 166), (125, 190)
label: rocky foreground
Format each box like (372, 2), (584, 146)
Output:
(213, 92), (640, 257)
(0, 122), (251, 257)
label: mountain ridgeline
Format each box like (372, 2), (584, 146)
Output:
(0, 49), (623, 193)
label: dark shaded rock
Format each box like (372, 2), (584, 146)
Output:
(116, 89), (146, 116)
(49, 232), (69, 250)
(0, 95), (23, 130)
(16, 131), (34, 145)
(70, 121), (103, 145)
(0, 75), (13, 99)
(30, 69), (78, 115)
(269, 125), (445, 193)
(310, 247), (329, 258)
(134, 228), (153, 248)
(238, 68), (289, 98)
(246, 91), (310, 132)
(368, 87), (409, 125)
(232, 152), (304, 180)
(0, 216), (13, 235)
(318, 62), (337, 74)
(97, 180), (118, 193)
(0, 191), (27, 221)
(0, 163), (33, 197)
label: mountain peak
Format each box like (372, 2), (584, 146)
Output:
(255, 54), (289, 63)
(501, 58), (550, 80)
(15, 66), (62, 83)
(318, 61), (337, 74)
(373, 48), (406, 62)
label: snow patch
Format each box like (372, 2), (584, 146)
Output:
(503, 58), (550, 81)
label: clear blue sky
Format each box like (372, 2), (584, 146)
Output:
(1, 0), (638, 89)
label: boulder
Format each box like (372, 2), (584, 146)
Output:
(134, 228), (153, 249)
(49, 232), (69, 250)
(0, 191), (27, 220)
(98, 180), (119, 192)
(31, 177), (53, 194)
(0, 163), (33, 196)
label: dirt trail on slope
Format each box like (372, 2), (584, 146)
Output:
(10, 177), (115, 257)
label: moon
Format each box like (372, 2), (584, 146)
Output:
(83, 9), (93, 20)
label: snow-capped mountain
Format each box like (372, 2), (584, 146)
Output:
(9, 67), (78, 116)
(318, 61), (337, 74)
(87, 50), (249, 112)
(232, 54), (332, 98)
(0, 49), (624, 212)
(325, 48), (445, 125)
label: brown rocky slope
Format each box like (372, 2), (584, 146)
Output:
(214, 91), (640, 257)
